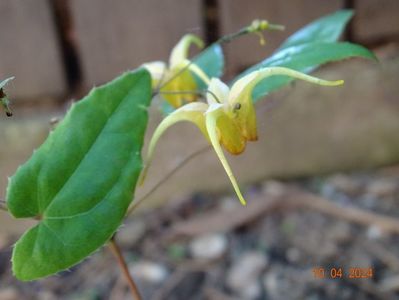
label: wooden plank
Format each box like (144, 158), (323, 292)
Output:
(1, 58), (399, 214)
(70, 0), (204, 86)
(0, 0), (66, 99)
(353, 0), (399, 43)
(218, 0), (343, 77)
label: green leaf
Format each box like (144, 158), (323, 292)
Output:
(193, 44), (224, 90)
(7, 69), (151, 280)
(195, 44), (224, 80)
(233, 9), (375, 102)
(240, 42), (376, 102)
(278, 9), (353, 50)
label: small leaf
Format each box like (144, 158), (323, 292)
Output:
(7, 69), (151, 280)
(1, 77), (15, 117)
(0, 76), (15, 89)
(238, 42), (377, 102)
(278, 9), (353, 50)
(194, 44), (224, 88)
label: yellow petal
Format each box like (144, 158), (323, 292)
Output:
(216, 112), (246, 155)
(225, 72), (258, 141)
(205, 109), (247, 206)
(139, 102), (209, 185)
(169, 34), (204, 68)
(160, 66), (199, 108)
(230, 66), (344, 102)
(142, 61), (167, 88)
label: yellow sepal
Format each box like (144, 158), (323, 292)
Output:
(139, 102), (208, 185)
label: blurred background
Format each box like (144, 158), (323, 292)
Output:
(1, 0), (399, 299)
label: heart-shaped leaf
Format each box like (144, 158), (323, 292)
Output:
(7, 69), (151, 280)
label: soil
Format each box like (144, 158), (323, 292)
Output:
(1, 167), (399, 300)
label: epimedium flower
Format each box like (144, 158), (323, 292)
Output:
(143, 34), (211, 108)
(140, 67), (344, 206)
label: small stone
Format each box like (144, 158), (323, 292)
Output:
(117, 220), (146, 248)
(286, 247), (301, 263)
(189, 233), (228, 260)
(226, 251), (268, 298)
(366, 225), (386, 240)
(262, 181), (285, 197)
(129, 261), (168, 284)
(263, 271), (281, 299)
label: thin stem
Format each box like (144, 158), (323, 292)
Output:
(156, 20), (283, 93)
(0, 199), (8, 212)
(127, 145), (211, 215)
(109, 237), (142, 300)
(159, 90), (204, 97)
(159, 90), (221, 103)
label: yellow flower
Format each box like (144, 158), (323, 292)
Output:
(140, 67), (343, 205)
(143, 34), (211, 108)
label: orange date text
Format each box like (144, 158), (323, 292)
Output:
(312, 267), (373, 279)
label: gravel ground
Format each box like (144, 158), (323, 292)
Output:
(1, 167), (399, 300)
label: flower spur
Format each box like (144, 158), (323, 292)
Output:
(140, 67), (344, 205)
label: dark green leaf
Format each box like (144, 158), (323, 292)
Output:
(278, 9), (353, 50)
(7, 69), (151, 280)
(239, 42), (376, 102)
